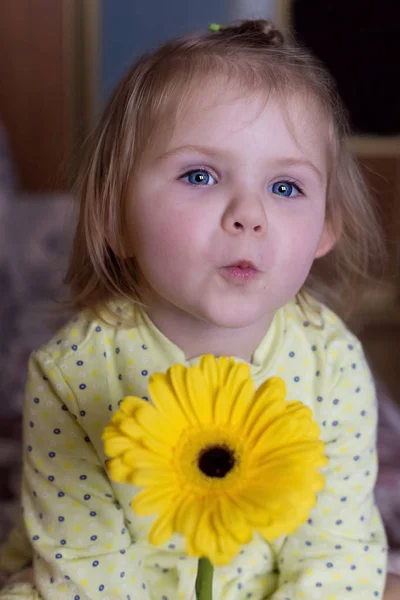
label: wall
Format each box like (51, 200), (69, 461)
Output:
(100, 0), (274, 103)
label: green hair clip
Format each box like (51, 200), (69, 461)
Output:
(209, 23), (224, 32)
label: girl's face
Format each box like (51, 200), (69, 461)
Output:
(125, 85), (334, 331)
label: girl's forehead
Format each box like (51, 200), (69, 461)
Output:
(163, 84), (328, 159)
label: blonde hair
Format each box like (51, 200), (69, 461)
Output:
(65, 19), (385, 320)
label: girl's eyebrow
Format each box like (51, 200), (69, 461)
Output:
(155, 144), (223, 162)
(270, 158), (325, 184)
(156, 145), (324, 183)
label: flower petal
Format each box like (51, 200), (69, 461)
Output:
(147, 507), (175, 547)
(119, 417), (145, 441)
(103, 434), (135, 457)
(102, 423), (121, 442)
(213, 387), (233, 425)
(258, 376), (287, 398)
(132, 468), (177, 487)
(187, 497), (224, 564)
(120, 395), (144, 416)
(230, 489), (272, 521)
(135, 403), (180, 449)
(184, 366), (213, 424)
(148, 371), (191, 430)
(120, 447), (168, 468)
(218, 496), (253, 545)
(133, 486), (177, 516)
(181, 497), (207, 557)
(199, 356), (250, 398)
(229, 378), (256, 428)
(199, 355), (219, 397)
(258, 518), (300, 541)
(174, 493), (197, 534)
(211, 507), (241, 566)
(192, 503), (219, 563)
(242, 377), (286, 439)
(218, 358), (249, 389)
(165, 364), (201, 426)
(253, 436), (327, 467)
(213, 366), (253, 426)
(106, 457), (132, 483)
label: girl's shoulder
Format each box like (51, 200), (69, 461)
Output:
(37, 303), (141, 367)
(283, 295), (363, 355)
(281, 297), (374, 409)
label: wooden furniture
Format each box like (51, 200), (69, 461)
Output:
(0, 0), (99, 191)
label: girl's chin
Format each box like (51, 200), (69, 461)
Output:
(199, 307), (271, 330)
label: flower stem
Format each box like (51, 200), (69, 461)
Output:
(195, 557), (213, 600)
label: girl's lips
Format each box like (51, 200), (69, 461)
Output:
(221, 261), (260, 282)
(228, 260), (257, 270)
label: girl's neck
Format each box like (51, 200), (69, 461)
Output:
(142, 297), (273, 363)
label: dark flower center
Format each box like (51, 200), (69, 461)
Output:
(198, 445), (236, 478)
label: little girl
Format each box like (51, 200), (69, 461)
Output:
(0, 19), (396, 600)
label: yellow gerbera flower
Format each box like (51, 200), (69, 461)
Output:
(103, 355), (327, 566)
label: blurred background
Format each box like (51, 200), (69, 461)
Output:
(0, 0), (400, 573)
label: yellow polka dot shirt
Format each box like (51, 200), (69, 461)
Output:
(0, 298), (387, 599)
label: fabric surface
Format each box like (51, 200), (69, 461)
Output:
(0, 122), (75, 548)
(0, 299), (388, 599)
(0, 191), (74, 550)
(376, 388), (400, 552)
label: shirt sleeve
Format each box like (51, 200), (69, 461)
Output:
(270, 340), (388, 600)
(19, 350), (152, 599)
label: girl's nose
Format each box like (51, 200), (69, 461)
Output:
(231, 220), (263, 234)
(221, 190), (267, 236)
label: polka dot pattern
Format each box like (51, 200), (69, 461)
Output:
(0, 300), (387, 599)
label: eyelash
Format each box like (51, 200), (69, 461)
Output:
(179, 169), (305, 195)
(272, 178), (305, 195)
(180, 167), (217, 183)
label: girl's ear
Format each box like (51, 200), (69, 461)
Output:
(315, 215), (341, 259)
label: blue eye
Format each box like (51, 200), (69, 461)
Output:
(269, 181), (302, 198)
(181, 170), (216, 186)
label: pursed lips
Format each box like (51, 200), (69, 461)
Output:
(225, 260), (259, 271)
